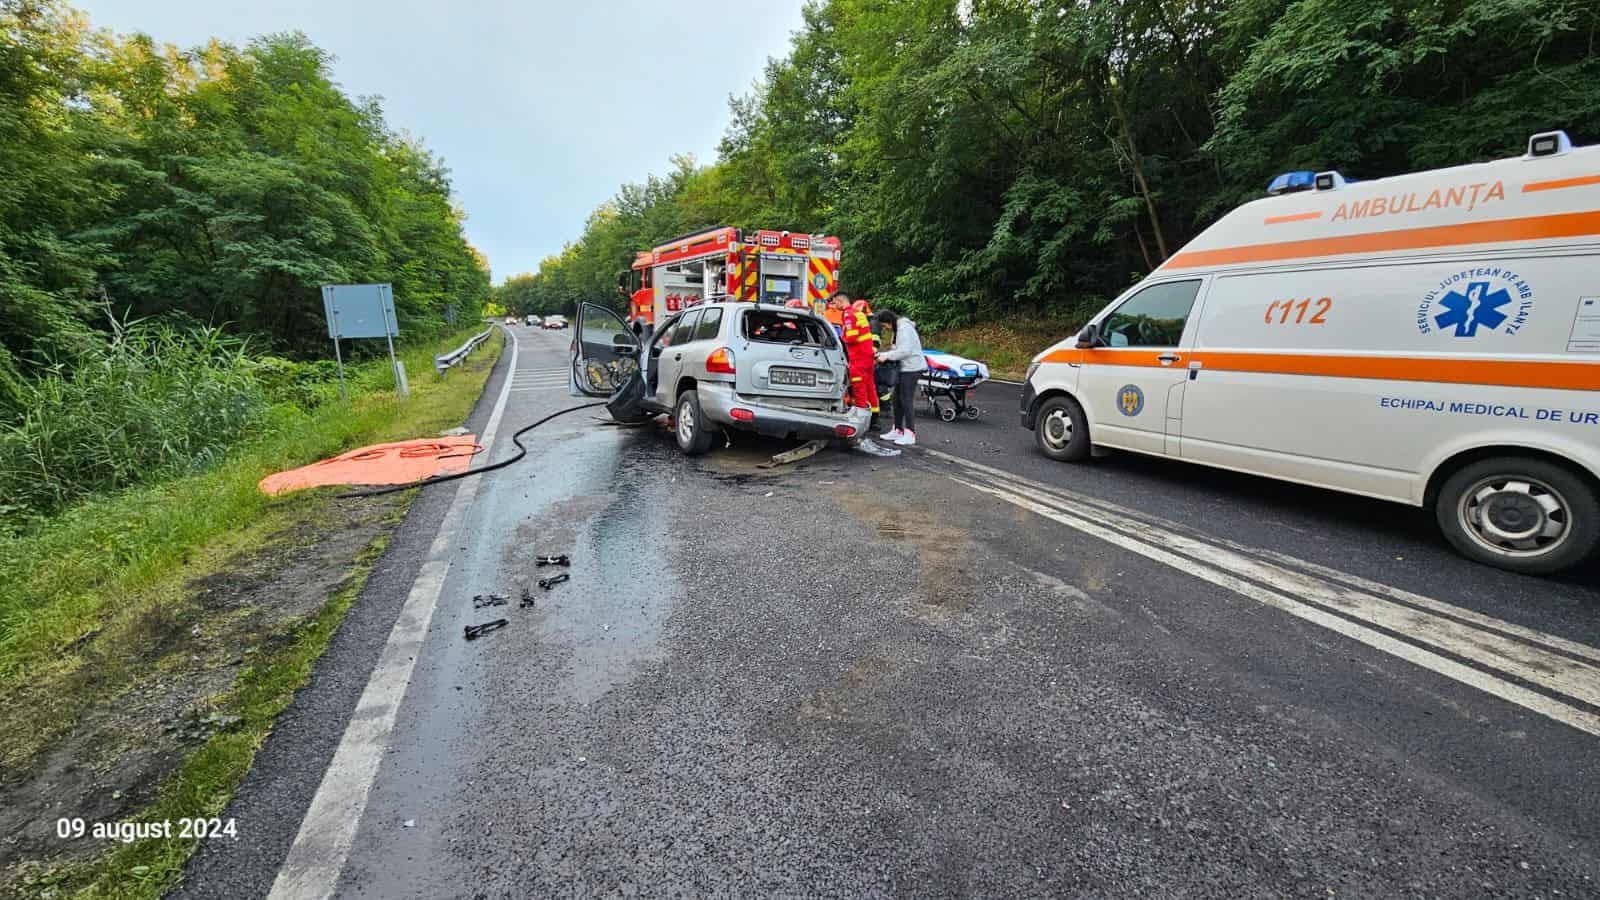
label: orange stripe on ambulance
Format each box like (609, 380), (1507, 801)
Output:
(1020, 130), (1600, 575)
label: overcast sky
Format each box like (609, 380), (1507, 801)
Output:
(80, 0), (807, 282)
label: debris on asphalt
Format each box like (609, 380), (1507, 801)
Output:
(473, 593), (508, 609)
(538, 573), (570, 590)
(403, 819), (416, 828)
(853, 437), (902, 457)
(464, 619), (509, 640)
(535, 554), (570, 567)
(758, 438), (827, 468)
(519, 587), (536, 608)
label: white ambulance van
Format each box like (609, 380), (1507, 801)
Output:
(1020, 131), (1600, 574)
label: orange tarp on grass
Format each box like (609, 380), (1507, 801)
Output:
(259, 436), (482, 495)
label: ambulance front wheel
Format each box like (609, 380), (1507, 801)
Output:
(1435, 456), (1600, 575)
(1034, 396), (1090, 462)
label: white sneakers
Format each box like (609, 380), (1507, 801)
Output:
(889, 429), (917, 446)
(880, 428), (903, 442)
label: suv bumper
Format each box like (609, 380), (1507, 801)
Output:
(697, 382), (872, 441)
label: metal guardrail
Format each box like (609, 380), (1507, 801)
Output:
(434, 327), (494, 377)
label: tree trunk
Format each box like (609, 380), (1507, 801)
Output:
(1108, 80), (1169, 261)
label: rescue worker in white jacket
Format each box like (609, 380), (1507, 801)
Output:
(873, 310), (926, 446)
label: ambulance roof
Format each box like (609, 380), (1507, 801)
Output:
(1160, 137), (1600, 274)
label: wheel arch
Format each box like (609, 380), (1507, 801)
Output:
(1025, 386), (1083, 429)
(1424, 444), (1600, 507)
(674, 375), (698, 404)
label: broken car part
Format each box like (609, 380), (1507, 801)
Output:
(463, 619), (509, 640)
(757, 438), (828, 469)
(473, 593), (508, 609)
(538, 573), (571, 590)
(519, 588), (536, 608)
(535, 554), (570, 567)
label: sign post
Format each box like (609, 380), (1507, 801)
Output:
(321, 283), (405, 401)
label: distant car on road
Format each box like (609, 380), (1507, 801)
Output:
(526, 314), (541, 327)
(504, 316), (516, 326)
(571, 301), (869, 455)
(542, 315), (568, 329)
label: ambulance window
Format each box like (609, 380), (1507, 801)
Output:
(1101, 280), (1201, 348)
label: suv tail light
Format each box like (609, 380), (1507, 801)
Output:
(729, 407), (754, 421)
(706, 347), (736, 374)
(834, 424), (857, 437)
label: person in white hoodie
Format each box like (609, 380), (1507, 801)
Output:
(873, 309), (926, 446)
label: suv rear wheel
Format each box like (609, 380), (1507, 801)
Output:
(1034, 395), (1090, 462)
(1435, 456), (1599, 575)
(674, 389), (716, 456)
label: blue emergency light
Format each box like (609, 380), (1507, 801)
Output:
(1266, 171), (1317, 196)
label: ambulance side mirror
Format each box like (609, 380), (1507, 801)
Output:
(1076, 322), (1103, 349)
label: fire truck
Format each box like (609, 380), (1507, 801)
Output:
(619, 226), (842, 328)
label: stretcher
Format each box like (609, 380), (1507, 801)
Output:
(918, 350), (990, 422)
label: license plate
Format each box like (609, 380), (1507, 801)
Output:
(770, 368), (817, 387)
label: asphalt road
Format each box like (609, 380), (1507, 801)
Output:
(180, 325), (1600, 898)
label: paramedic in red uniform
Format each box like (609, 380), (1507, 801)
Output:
(827, 291), (878, 415)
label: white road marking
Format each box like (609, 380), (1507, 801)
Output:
(927, 449), (1600, 667)
(950, 476), (1600, 738)
(268, 326), (521, 900)
(924, 448), (1600, 737)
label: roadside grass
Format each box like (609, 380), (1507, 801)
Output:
(0, 328), (500, 693)
(923, 316), (1082, 381)
(13, 523), (397, 899)
(0, 327), (500, 898)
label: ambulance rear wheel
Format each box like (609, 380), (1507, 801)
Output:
(674, 390), (715, 456)
(1435, 456), (1600, 575)
(1034, 396), (1090, 462)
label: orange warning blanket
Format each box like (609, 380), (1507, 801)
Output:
(259, 436), (481, 495)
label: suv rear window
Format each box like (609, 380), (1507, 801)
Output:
(742, 309), (835, 348)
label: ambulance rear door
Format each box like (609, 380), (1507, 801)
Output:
(1075, 278), (1206, 456)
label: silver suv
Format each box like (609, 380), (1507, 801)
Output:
(571, 302), (870, 455)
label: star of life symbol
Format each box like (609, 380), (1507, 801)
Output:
(1434, 281), (1510, 337)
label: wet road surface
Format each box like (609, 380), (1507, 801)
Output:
(180, 327), (1600, 898)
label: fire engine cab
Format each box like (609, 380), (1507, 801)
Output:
(619, 227), (842, 328)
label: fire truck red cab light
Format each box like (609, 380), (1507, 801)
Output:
(729, 408), (754, 422)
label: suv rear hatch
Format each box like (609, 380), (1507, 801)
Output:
(733, 308), (848, 403)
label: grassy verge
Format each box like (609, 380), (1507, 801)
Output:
(922, 316), (1082, 381)
(19, 525), (396, 899)
(0, 328), (500, 690)
(0, 327), (501, 899)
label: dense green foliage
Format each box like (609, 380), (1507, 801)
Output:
(0, 1), (489, 392)
(0, 318), (264, 519)
(502, 0), (1600, 328)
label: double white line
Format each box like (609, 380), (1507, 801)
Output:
(927, 449), (1600, 738)
(509, 365), (569, 393)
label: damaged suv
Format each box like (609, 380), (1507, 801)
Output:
(570, 302), (870, 455)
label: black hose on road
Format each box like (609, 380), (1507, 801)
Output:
(337, 401), (606, 499)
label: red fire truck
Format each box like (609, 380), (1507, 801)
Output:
(619, 227), (842, 328)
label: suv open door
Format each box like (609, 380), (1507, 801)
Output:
(572, 303), (649, 421)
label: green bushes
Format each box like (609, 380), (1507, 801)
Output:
(0, 322), (266, 522)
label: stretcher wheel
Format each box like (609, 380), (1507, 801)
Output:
(938, 402), (958, 423)
(963, 405), (980, 420)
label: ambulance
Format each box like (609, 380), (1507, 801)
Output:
(1020, 131), (1600, 574)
